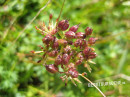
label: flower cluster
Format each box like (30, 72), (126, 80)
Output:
(31, 14), (98, 86)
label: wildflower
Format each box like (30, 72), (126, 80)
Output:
(31, 5), (105, 96)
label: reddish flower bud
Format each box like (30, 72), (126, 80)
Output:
(63, 46), (71, 53)
(85, 27), (93, 36)
(52, 40), (59, 49)
(74, 39), (82, 47)
(76, 52), (84, 60)
(74, 39), (87, 48)
(58, 20), (69, 31)
(83, 47), (93, 55)
(49, 14), (53, 19)
(42, 34), (54, 44)
(57, 39), (67, 46)
(88, 37), (97, 45)
(68, 68), (78, 78)
(88, 52), (97, 59)
(50, 28), (58, 35)
(69, 25), (79, 32)
(45, 64), (58, 73)
(65, 31), (75, 39)
(62, 53), (70, 65)
(75, 60), (82, 65)
(76, 32), (85, 38)
(55, 55), (62, 65)
(47, 50), (58, 57)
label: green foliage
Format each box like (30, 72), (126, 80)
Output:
(0, 0), (130, 97)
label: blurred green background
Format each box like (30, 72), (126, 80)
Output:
(0, 0), (130, 97)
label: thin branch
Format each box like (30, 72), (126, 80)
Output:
(3, 17), (17, 40)
(13, 0), (52, 44)
(56, 0), (66, 23)
(79, 74), (106, 97)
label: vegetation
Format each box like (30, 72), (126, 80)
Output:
(0, 0), (130, 97)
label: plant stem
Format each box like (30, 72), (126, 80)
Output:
(79, 74), (106, 97)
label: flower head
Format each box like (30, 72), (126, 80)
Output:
(32, 14), (97, 87)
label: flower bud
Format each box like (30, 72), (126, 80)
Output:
(74, 39), (87, 49)
(76, 32), (85, 38)
(52, 40), (59, 49)
(76, 52), (84, 60)
(65, 31), (75, 39)
(88, 52), (97, 59)
(42, 34), (54, 44)
(69, 25), (79, 32)
(57, 39), (67, 46)
(49, 14), (53, 19)
(58, 20), (69, 31)
(85, 27), (93, 36)
(62, 53), (70, 65)
(50, 28), (58, 35)
(63, 46), (71, 53)
(68, 68), (78, 78)
(45, 64), (58, 73)
(83, 47), (93, 55)
(75, 60), (82, 65)
(47, 50), (58, 57)
(55, 55), (62, 65)
(74, 39), (82, 47)
(88, 37), (97, 45)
